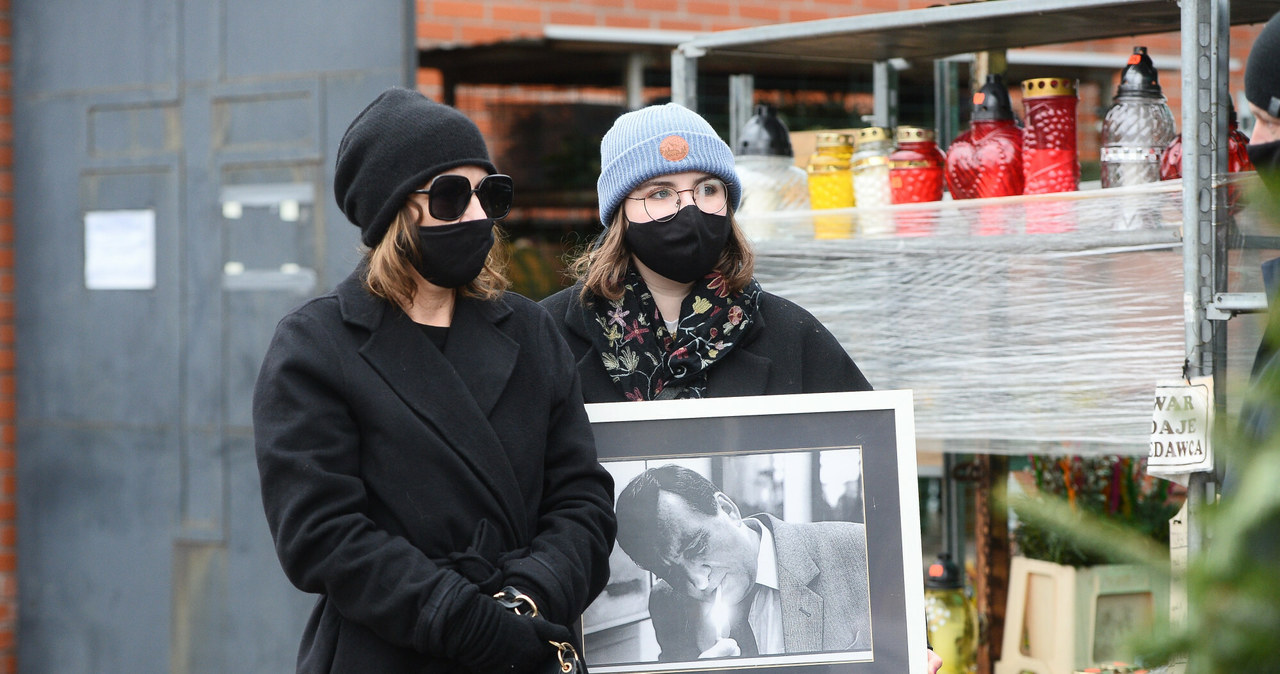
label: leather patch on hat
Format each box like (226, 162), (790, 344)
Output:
(659, 135), (690, 161)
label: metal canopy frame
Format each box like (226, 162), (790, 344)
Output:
(416, 24), (914, 105)
(672, 0), (1280, 64)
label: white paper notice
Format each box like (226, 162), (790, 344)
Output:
(1147, 376), (1213, 485)
(84, 209), (155, 290)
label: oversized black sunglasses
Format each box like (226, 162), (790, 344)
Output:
(411, 173), (514, 222)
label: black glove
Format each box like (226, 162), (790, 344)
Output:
(444, 586), (574, 673)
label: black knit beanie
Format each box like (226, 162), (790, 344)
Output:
(1246, 11), (1280, 119)
(334, 87), (497, 247)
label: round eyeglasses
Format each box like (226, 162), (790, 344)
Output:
(624, 177), (728, 223)
(412, 173), (513, 222)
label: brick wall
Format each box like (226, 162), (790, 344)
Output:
(0, 0), (13, 669)
(415, 0), (926, 42)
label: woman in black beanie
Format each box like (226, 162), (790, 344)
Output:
(252, 87), (616, 673)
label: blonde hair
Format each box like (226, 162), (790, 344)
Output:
(569, 208), (755, 301)
(364, 200), (509, 308)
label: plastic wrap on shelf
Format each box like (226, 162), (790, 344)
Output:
(738, 175), (1270, 455)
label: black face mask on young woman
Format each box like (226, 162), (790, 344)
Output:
(1248, 139), (1280, 196)
(412, 218), (495, 288)
(624, 206), (730, 283)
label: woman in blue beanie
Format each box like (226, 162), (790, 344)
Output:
(540, 102), (941, 673)
(253, 87), (615, 673)
(542, 102), (871, 401)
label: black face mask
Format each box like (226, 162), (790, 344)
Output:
(412, 219), (495, 288)
(1248, 139), (1280, 197)
(624, 206), (730, 284)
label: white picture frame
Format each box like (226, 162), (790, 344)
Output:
(581, 390), (926, 674)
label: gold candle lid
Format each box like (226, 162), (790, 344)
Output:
(856, 126), (892, 145)
(1021, 77), (1078, 98)
(896, 126), (936, 143)
(814, 131), (849, 148)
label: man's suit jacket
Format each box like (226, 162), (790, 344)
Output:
(647, 514), (871, 661)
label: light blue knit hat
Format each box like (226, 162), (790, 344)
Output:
(597, 103), (742, 227)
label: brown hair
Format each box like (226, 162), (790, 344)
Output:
(364, 200), (509, 308)
(569, 208), (755, 301)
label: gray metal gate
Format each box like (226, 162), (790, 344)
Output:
(13, 1), (412, 670)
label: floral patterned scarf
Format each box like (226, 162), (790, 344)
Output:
(584, 269), (762, 400)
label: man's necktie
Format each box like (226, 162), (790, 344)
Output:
(729, 586), (759, 656)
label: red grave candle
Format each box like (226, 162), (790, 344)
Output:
(945, 74), (1024, 199)
(1021, 77), (1079, 194)
(889, 126), (946, 236)
(1160, 105), (1254, 181)
(889, 126), (946, 204)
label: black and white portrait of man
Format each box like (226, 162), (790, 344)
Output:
(583, 449), (872, 668)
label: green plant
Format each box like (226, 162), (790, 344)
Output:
(1137, 309), (1280, 671)
(1011, 455), (1184, 567)
(1001, 185), (1280, 672)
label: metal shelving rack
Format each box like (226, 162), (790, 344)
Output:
(667, 0), (1280, 669)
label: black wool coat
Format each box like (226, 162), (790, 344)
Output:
(540, 281), (872, 402)
(253, 269), (616, 673)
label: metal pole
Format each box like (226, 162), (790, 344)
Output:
(1209, 0), (1232, 432)
(625, 53), (646, 111)
(1177, 2), (1230, 643)
(671, 47), (700, 111)
(873, 61), (899, 129)
(941, 454), (965, 568)
(728, 74), (755, 151)
(933, 60), (960, 150)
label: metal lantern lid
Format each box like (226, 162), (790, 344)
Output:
(924, 553), (963, 590)
(971, 73), (1016, 122)
(814, 131), (853, 149)
(736, 104), (794, 157)
(856, 126), (892, 145)
(1116, 46), (1163, 98)
(896, 126), (936, 144)
(1021, 77), (1077, 99)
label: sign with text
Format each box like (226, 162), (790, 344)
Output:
(84, 209), (155, 290)
(1147, 377), (1213, 484)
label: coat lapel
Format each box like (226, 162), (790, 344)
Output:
(559, 286), (628, 402)
(443, 296), (519, 417)
(769, 517), (825, 653)
(339, 274), (525, 535)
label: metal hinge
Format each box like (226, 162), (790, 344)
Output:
(1206, 292), (1268, 320)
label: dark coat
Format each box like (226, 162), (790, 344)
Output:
(540, 282), (872, 402)
(1229, 256), (1280, 492)
(253, 269), (616, 673)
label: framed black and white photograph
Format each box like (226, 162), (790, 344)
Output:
(581, 390), (926, 674)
